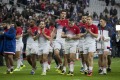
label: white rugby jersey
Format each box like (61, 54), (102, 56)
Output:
(84, 24), (98, 43)
(27, 26), (38, 44)
(55, 19), (68, 42)
(16, 27), (23, 44)
(38, 28), (51, 45)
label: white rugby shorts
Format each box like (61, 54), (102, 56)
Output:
(16, 42), (23, 52)
(26, 43), (38, 56)
(38, 43), (50, 55)
(83, 42), (96, 54)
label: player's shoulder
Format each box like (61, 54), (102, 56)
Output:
(17, 27), (22, 30)
(74, 25), (79, 29)
(92, 24), (98, 28)
(45, 27), (50, 31)
(49, 25), (55, 28)
(34, 26), (38, 28)
(55, 19), (60, 22)
(34, 26), (38, 30)
(79, 22), (83, 25)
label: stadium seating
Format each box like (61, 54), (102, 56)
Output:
(84, 0), (120, 19)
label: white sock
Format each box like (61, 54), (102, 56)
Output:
(7, 68), (11, 71)
(68, 63), (70, 69)
(20, 60), (23, 66)
(43, 62), (48, 73)
(103, 67), (107, 73)
(70, 61), (74, 72)
(17, 59), (21, 69)
(57, 65), (60, 69)
(63, 66), (66, 72)
(11, 66), (14, 69)
(76, 53), (79, 60)
(48, 64), (51, 69)
(89, 66), (93, 72)
(80, 58), (83, 67)
(20, 50), (23, 65)
(83, 63), (87, 71)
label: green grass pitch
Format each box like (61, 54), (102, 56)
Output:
(0, 58), (120, 80)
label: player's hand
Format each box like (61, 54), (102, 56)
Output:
(104, 39), (109, 42)
(38, 29), (40, 34)
(100, 36), (104, 40)
(67, 36), (72, 40)
(33, 36), (36, 39)
(84, 31), (88, 35)
(27, 29), (31, 33)
(87, 29), (92, 33)
(101, 36), (104, 40)
(42, 28), (45, 34)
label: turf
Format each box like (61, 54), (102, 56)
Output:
(0, 58), (120, 80)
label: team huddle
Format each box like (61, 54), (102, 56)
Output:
(0, 10), (112, 76)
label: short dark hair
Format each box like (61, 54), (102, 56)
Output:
(87, 15), (93, 19)
(16, 21), (21, 26)
(60, 9), (66, 13)
(30, 19), (35, 23)
(49, 21), (55, 26)
(100, 17), (107, 22)
(82, 14), (87, 17)
(69, 18), (74, 22)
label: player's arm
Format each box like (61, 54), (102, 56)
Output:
(104, 27), (111, 42)
(87, 26), (98, 38)
(42, 29), (51, 40)
(96, 35), (101, 41)
(103, 36), (110, 42)
(72, 34), (80, 40)
(16, 34), (22, 39)
(27, 28), (34, 36)
(95, 30), (101, 41)
(49, 27), (56, 45)
(33, 29), (39, 40)
(16, 28), (22, 39)
(61, 27), (67, 38)
(79, 32), (87, 37)
(52, 21), (59, 39)
(79, 27), (87, 37)
(51, 27), (56, 40)
(43, 33), (51, 40)
(61, 32), (67, 38)
(72, 27), (80, 40)
(33, 33), (39, 40)
(89, 31), (98, 38)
